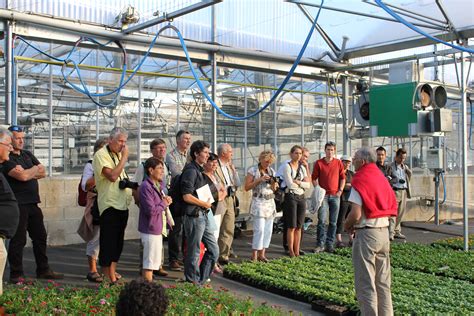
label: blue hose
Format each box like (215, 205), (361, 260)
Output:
(13, 0), (324, 114)
(165, 0), (325, 120)
(374, 0), (474, 55)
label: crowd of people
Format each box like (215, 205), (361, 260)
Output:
(0, 125), (414, 314)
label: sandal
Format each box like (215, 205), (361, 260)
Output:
(86, 272), (103, 283)
(257, 257), (269, 263)
(115, 272), (122, 280)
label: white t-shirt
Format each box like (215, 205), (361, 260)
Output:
(349, 188), (389, 228)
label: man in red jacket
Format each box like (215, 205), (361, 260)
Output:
(344, 147), (397, 316)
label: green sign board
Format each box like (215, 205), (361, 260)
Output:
(369, 82), (418, 137)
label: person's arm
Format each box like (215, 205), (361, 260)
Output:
(35, 164), (46, 179)
(336, 162), (346, 197)
(8, 165), (40, 182)
(102, 145), (128, 182)
(281, 164), (300, 190)
(183, 194), (212, 209)
(139, 183), (168, 216)
(344, 202), (362, 233)
(244, 168), (268, 191)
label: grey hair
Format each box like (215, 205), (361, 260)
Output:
(109, 127), (128, 139)
(354, 147), (376, 163)
(0, 128), (12, 142)
(217, 143), (231, 156)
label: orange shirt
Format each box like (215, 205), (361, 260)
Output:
(312, 158), (345, 195)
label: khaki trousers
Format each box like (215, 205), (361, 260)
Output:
(389, 190), (406, 236)
(352, 227), (393, 316)
(218, 196), (235, 260)
(0, 238), (7, 295)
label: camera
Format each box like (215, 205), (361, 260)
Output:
(266, 176), (279, 184)
(398, 179), (406, 184)
(119, 178), (139, 190)
(227, 186), (237, 197)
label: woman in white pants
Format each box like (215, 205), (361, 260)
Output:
(244, 150), (278, 262)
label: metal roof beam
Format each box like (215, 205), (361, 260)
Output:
(122, 0), (222, 35)
(286, 0), (446, 31)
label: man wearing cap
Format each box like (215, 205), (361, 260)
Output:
(335, 155), (354, 248)
(2, 125), (63, 283)
(344, 147), (397, 315)
(312, 141), (346, 253)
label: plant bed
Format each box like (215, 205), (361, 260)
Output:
(0, 279), (283, 315)
(335, 242), (474, 283)
(224, 253), (474, 315)
(432, 234), (474, 250)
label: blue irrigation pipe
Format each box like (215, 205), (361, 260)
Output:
(168, 0), (325, 120)
(374, 0), (474, 54)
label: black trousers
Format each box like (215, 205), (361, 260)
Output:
(167, 215), (184, 263)
(336, 199), (351, 234)
(8, 203), (49, 277)
(98, 208), (129, 267)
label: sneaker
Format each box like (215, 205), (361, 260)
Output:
(153, 268), (168, 277)
(37, 270), (64, 280)
(169, 261), (183, 271)
(335, 241), (346, 248)
(213, 264), (223, 274)
(325, 246), (335, 253)
(394, 233), (406, 240)
(229, 253), (238, 259)
(312, 246), (325, 253)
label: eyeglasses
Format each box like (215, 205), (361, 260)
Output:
(8, 125), (23, 132)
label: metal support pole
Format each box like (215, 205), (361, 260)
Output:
(176, 61), (180, 131)
(300, 78), (304, 146)
(244, 71), (248, 172)
(434, 169), (441, 225)
(137, 76), (142, 164)
(48, 42), (53, 176)
(95, 49), (100, 139)
(5, 20), (13, 125)
(273, 74), (278, 161)
(342, 77), (350, 155)
(409, 135), (413, 168)
(326, 79), (329, 144)
(460, 51), (469, 251)
(210, 4), (217, 152)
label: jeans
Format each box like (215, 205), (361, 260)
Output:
(168, 215), (183, 263)
(8, 204), (49, 277)
(183, 211), (219, 284)
(316, 195), (340, 248)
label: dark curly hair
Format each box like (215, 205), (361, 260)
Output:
(116, 279), (169, 316)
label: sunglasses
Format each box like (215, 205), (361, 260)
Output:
(8, 125), (23, 132)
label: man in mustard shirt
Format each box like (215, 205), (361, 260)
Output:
(93, 127), (132, 284)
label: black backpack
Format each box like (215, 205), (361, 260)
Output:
(168, 174), (182, 203)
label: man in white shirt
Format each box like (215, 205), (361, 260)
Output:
(344, 147), (397, 316)
(388, 148), (412, 241)
(215, 143), (240, 265)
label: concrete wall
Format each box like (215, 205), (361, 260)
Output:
(38, 177), (139, 246)
(35, 174), (473, 246)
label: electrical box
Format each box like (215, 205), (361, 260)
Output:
(430, 108), (452, 132)
(426, 148), (443, 169)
